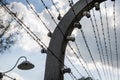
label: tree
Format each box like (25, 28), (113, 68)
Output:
(0, 0), (8, 5)
(0, 4), (20, 53)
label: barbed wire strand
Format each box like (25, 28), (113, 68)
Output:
(49, 0), (60, 14)
(84, 1), (107, 79)
(67, 0), (98, 78)
(92, 9), (108, 80)
(78, 0), (103, 79)
(81, 29), (102, 80)
(74, 41), (95, 78)
(99, 7), (111, 80)
(25, 1), (82, 78)
(25, 0), (51, 33)
(40, 0), (94, 77)
(68, 43), (91, 77)
(113, 1), (119, 80)
(67, 0), (103, 79)
(1, 3), (77, 80)
(84, 1), (108, 80)
(89, 10), (106, 80)
(68, 0), (99, 78)
(66, 55), (83, 76)
(104, 2), (114, 80)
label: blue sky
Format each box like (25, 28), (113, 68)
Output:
(0, 0), (49, 80)
(0, 0), (71, 79)
(7, 0), (53, 12)
(0, 0), (120, 80)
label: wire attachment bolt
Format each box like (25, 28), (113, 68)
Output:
(66, 36), (75, 42)
(47, 32), (52, 37)
(73, 22), (82, 29)
(83, 11), (91, 18)
(41, 48), (47, 53)
(61, 68), (71, 74)
(94, 2), (100, 11)
(57, 14), (62, 20)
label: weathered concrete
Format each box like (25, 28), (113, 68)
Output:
(44, 0), (105, 80)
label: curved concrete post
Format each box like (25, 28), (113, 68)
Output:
(44, 0), (105, 80)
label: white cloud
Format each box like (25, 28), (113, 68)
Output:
(0, 0), (120, 80)
(1, 2), (51, 51)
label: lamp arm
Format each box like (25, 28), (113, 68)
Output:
(3, 56), (27, 73)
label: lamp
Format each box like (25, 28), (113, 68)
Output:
(17, 61), (34, 70)
(0, 56), (35, 79)
(17, 56), (34, 70)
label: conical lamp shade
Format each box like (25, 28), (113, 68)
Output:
(17, 61), (34, 70)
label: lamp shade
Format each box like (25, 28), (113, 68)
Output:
(17, 61), (34, 70)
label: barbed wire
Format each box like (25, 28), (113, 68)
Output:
(74, 41), (94, 78)
(0, 2), (77, 80)
(68, 43), (91, 76)
(87, 0), (110, 79)
(49, 0), (62, 20)
(89, 10), (106, 80)
(92, 9), (108, 80)
(1, 0), (119, 80)
(40, 0), (94, 77)
(66, 55), (83, 77)
(81, 29), (102, 80)
(67, 0), (102, 79)
(113, 1), (119, 80)
(40, 0), (58, 25)
(104, 2), (113, 80)
(25, 0), (51, 33)
(99, 8), (111, 80)
(49, 0), (60, 14)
